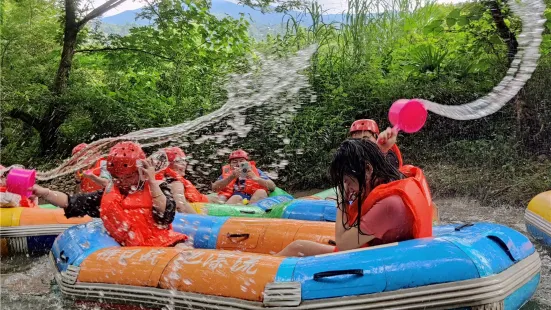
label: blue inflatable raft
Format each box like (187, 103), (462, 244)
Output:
(50, 215), (541, 310)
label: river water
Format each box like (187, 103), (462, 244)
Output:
(1, 196), (550, 309)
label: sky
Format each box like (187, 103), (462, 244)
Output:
(96, 0), (466, 17)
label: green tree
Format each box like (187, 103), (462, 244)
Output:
(2, 0), (127, 156)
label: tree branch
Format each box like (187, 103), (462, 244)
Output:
(78, 0), (127, 27)
(75, 47), (174, 61)
(143, 0), (163, 22)
(7, 109), (44, 131)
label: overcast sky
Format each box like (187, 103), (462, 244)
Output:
(96, 0), (466, 17)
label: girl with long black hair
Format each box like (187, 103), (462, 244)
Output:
(276, 139), (432, 257)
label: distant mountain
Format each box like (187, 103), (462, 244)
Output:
(99, 0), (345, 37)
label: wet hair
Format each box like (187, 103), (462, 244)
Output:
(329, 138), (404, 232)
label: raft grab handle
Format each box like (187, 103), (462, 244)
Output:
(239, 210), (256, 214)
(313, 269), (364, 281)
(455, 223), (474, 231)
(59, 251), (69, 263)
(227, 233), (250, 239)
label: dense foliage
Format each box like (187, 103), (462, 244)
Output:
(1, 0), (550, 205)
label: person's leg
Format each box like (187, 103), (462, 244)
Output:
(249, 189), (268, 203)
(226, 195), (244, 204)
(275, 240), (335, 257)
(206, 194), (221, 204)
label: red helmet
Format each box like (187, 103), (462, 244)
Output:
(229, 149), (249, 161)
(164, 147), (186, 163)
(72, 143), (88, 155)
(350, 119), (379, 135)
(107, 141), (146, 177)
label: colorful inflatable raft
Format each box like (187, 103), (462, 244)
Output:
(51, 216), (541, 310)
(525, 191), (551, 246)
(1, 187), (441, 255)
(0, 188), (291, 256)
(0, 204), (91, 256)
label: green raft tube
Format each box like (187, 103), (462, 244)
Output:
(192, 187), (338, 222)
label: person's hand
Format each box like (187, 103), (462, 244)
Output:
(138, 158), (157, 181)
(231, 167), (241, 178)
(246, 170), (257, 180)
(377, 127), (398, 153)
(29, 184), (50, 201)
(81, 169), (94, 179)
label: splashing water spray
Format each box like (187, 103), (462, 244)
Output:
(34, 0), (545, 182)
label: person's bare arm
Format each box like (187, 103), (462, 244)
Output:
(212, 169), (239, 192)
(140, 159), (168, 214)
(169, 181), (197, 214)
(82, 172), (110, 188)
(31, 184), (103, 218)
(252, 177), (276, 191)
(32, 185), (70, 208)
(335, 202), (375, 251)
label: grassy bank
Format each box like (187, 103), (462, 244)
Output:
(424, 159), (550, 207)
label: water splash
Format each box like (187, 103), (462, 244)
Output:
(35, 0), (546, 181)
(36, 46), (318, 181)
(421, 0), (546, 120)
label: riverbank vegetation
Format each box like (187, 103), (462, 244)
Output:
(1, 0), (549, 205)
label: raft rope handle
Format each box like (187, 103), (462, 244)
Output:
(313, 269), (364, 281)
(239, 210), (257, 214)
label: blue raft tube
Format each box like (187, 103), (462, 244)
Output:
(50, 214), (541, 310)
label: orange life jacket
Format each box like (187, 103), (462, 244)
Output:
(346, 165), (433, 244)
(0, 186), (37, 208)
(156, 168), (209, 203)
(217, 162), (268, 199)
(100, 183), (187, 247)
(76, 157), (107, 193)
(390, 144), (404, 168)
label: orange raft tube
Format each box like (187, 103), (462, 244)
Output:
(0, 205), (91, 256)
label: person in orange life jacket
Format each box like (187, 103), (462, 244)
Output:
(349, 120), (440, 223)
(323, 119), (403, 202)
(276, 139), (432, 257)
(72, 143), (110, 193)
(0, 164), (38, 208)
(29, 142), (189, 248)
(212, 149), (276, 204)
(154, 147), (216, 214)
(349, 119), (403, 169)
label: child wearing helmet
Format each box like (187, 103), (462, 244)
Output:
(31, 142), (188, 247)
(349, 119), (403, 168)
(72, 143), (111, 193)
(212, 149), (276, 204)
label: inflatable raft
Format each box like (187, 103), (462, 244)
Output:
(0, 204), (91, 256)
(525, 191), (551, 246)
(51, 216), (541, 310)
